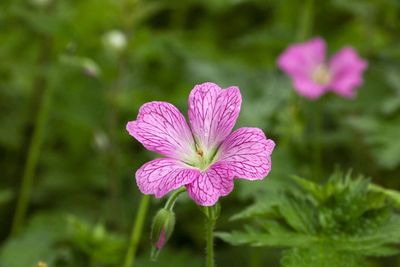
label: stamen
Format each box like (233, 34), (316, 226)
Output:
(197, 149), (204, 157)
(192, 143), (219, 171)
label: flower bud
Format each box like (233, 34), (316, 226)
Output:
(150, 208), (175, 260)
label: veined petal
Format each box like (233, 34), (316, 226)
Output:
(126, 101), (196, 160)
(136, 158), (200, 198)
(218, 127), (275, 180)
(188, 82), (241, 151)
(328, 47), (368, 98)
(186, 163), (234, 206)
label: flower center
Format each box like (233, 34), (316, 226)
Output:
(311, 64), (331, 85)
(190, 143), (218, 171)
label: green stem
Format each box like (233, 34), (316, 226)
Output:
(124, 194), (151, 267)
(206, 218), (215, 267)
(201, 204), (220, 267)
(296, 0), (314, 41)
(249, 247), (262, 267)
(164, 187), (186, 211)
(312, 101), (322, 181)
(11, 79), (53, 236)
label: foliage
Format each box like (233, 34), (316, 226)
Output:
(67, 216), (127, 265)
(0, 214), (127, 267)
(217, 172), (400, 267)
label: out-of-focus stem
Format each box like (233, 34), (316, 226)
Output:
(297, 0), (314, 41)
(249, 247), (262, 267)
(11, 75), (53, 236)
(124, 194), (151, 267)
(312, 101), (322, 181)
(11, 33), (53, 236)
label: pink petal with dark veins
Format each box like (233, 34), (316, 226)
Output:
(328, 47), (368, 99)
(277, 37), (327, 99)
(218, 127), (275, 180)
(188, 82), (241, 150)
(126, 101), (196, 160)
(136, 158), (200, 198)
(186, 163), (234, 206)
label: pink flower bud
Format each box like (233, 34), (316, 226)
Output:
(150, 208), (175, 260)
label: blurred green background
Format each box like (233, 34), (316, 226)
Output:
(1, 0), (400, 266)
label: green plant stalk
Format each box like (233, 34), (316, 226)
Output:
(206, 218), (216, 267)
(164, 187), (186, 211)
(249, 247), (262, 267)
(11, 83), (53, 236)
(202, 204), (220, 267)
(312, 102), (322, 181)
(124, 194), (151, 267)
(297, 0), (314, 41)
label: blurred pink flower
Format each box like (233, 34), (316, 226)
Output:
(277, 37), (368, 100)
(126, 82), (275, 206)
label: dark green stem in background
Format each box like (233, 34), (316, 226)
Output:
(11, 36), (53, 236)
(312, 101), (322, 181)
(297, 0), (314, 41)
(249, 247), (262, 267)
(124, 194), (151, 267)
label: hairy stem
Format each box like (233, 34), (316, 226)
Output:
(202, 204), (220, 267)
(124, 194), (151, 267)
(206, 218), (215, 267)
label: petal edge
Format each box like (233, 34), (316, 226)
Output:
(218, 127), (275, 180)
(126, 101), (196, 160)
(188, 82), (242, 150)
(136, 158), (200, 198)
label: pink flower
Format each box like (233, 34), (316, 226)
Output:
(126, 82), (275, 206)
(277, 37), (368, 100)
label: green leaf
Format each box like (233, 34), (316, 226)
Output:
(0, 213), (68, 267)
(216, 230), (316, 248)
(220, 172), (400, 265)
(281, 246), (371, 267)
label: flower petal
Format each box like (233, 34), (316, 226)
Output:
(328, 47), (368, 98)
(277, 37), (327, 99)
(186, 163), (234, 206)
(136, 158), (200, 198)
(293, 78), (328, 99)
(126, 101), (196, 160)
(188, 82), (241, 150)
(277, 37), (326, 77)
(218, 127), (275, 180)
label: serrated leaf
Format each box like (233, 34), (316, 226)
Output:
(216, 230), (316, 248)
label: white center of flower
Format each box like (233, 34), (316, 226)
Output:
(311, 64), (331, 85)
